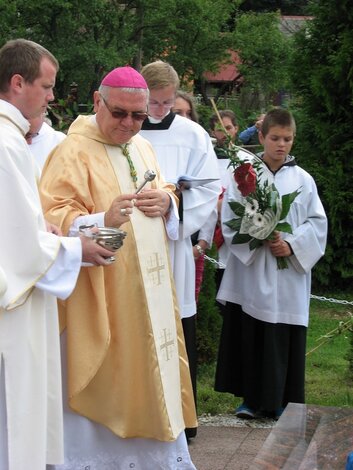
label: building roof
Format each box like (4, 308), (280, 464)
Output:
(203, 50), (241, 83)
(203, 16), (313, 84)
(279, 15), (314, 36)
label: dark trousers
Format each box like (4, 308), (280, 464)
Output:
(182, 315), (197, 438)
(215, 303), (306, 412)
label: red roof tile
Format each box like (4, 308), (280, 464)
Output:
(203, 50), (241, 83)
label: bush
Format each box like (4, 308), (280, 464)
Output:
(289, 0), (353, 290)
(196, 244), (223, 364)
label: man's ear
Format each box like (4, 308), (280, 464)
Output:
(93, 90), (101, 113)
(258, 130), (265, 145)
(10, 74), (25, 94)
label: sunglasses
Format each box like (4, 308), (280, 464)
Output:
(100, 95), (148, 122)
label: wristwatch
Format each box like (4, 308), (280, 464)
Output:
(195, 244), (205, 256)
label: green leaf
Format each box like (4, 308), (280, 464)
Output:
(277, 257), (289, 269)
(228, 201), (245, 217)
(225, 218), (242, 231)
(249, 238), (263, 250)
(280, 189), (301, 219)
(232, 233), (252, 244)
(275, 221), (293, 233)
(233, 218), (242, 231)
(267, 184), (279, 208)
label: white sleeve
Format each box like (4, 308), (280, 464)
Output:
(35, 236), (82, 300)
(198, 205), (218, 246)
(164, 194), (179, 240)
(179, 133), (221, 239)
(0, 266), (7, 300)
(285, 178), (327, 273)
(68, 212), (106, 236)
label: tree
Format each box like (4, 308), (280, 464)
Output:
(238, 0), (310, 15)
(290, 0), (353, 290)
(2, 0), (138, 100)
(0, 0), (239, 102)
(231, 11), (293, 113)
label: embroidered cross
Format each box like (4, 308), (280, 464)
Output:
(147, 252), (165, 285)
(160, 328), (174, 361)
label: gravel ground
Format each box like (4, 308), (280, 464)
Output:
(198, 413), (276, 428)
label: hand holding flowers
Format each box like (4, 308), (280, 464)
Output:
(267, 231), (293, 260)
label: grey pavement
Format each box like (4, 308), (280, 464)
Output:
(188, 423), (272, 470)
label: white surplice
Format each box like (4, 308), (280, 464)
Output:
(0, 100), (81, 470)
(218, 154), (328, 327)
(30, 122), (66, 170)
(0, 268), (6, 300)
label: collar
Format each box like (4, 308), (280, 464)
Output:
(257, 152), (297, 174)
(0, 99), (30, 136)
(141, 112), (176, 130)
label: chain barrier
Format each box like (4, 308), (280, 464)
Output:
(204, 255), (353, 306)
(204, 254), (226, 269)
(310, 295), (353, 306)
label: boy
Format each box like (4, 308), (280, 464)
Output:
(215, 108), (327, 419)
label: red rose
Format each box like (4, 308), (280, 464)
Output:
(233, 163), (257, 196)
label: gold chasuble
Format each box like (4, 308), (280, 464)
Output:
(40, 115), (197, 441)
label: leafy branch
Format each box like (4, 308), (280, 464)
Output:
(306, 315), (353, 356)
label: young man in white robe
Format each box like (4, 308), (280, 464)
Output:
(40, 66), (197, 469)
(140, 61), (220, 438)
(215, 108), (328, 420)
(0, 39), (114, 470)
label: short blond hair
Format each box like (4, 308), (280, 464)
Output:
(141, 60), (180, 90)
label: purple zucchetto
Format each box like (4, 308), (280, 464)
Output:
(101, 66), (148, 89)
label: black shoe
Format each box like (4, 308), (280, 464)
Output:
(185, 427), (197, 442)
(235, 403), (256, 419)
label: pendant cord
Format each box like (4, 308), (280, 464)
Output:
(120, 144), (138, 189)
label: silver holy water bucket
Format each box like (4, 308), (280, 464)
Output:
(92, 227), (127, 251)
(79, 225), (127, 263)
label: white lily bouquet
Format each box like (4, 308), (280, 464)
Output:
(224, 144), (301, 269)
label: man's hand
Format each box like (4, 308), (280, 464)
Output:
(134, 189), (171, 217)
(80, 235), (116, 266)
(46, 220), (62, 236)
(193, 240), (208, 260)
(104, 194), (135, 227)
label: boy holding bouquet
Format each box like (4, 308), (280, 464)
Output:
(215, 108), (327, 419)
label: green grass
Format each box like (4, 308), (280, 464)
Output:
(306, 299), (353, 407)
(197, 299), (353, 415)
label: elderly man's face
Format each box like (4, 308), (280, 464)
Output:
(94, 88), (148, 144)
